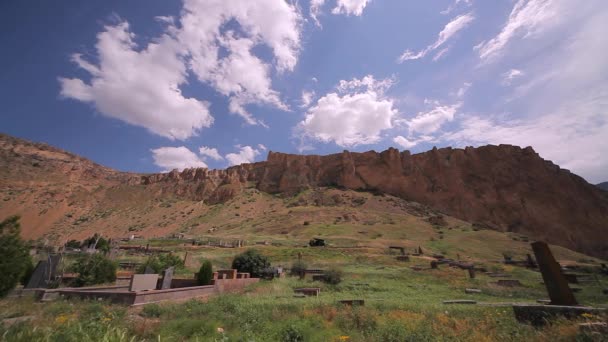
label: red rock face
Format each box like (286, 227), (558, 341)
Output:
(140, 145), (608, 258)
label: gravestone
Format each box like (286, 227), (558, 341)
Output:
(497, 279), (522, 287)
(430, 261), (438, 269)
(418, 246), (424, 255)
(467, 268), (476, 279)
(159, 267), (174, 290)
(129, 274), (159, 291)
(526, 254), (537, 268)
(531, 241), (578, 306)
(25, 261), (48, 289)
(25, 254), (62, 289)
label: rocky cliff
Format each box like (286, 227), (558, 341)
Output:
(139, 145), (608, 258)
(1, 133), (607, 258)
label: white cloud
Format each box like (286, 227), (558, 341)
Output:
(398, 13), (475, 63)
(297, 75), (397, 147)
(441, 0), (472, 15)
(198, 146), (223, 161)
(502, 69), (524, 85)
(61, 0), (303, 133)
(456, 82), (472, 98)
(258, 144), (268, 151)
(151, 146), (207, 171)
(408, 103), (461, 135)
(442, 1), (608, 182)
(225, 145), (261, 166)
(332, 0), (371, 16)
(310, 0), (326, 26)
(392, 135), (434, 149)
(300, 90), (315, 108)
(475, 0), (558, 61)
(59, 23), (212, 140)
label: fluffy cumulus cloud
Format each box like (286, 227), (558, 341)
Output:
(60, 0), (302, 137)
(297, 75), (397, 147)
(225, 145), (262, 166)
(58, 23), (212, 140)
(398, 13), (474, 63)
(309, 0), (371, 26)
(332, 0), (372, 16)
(151, 146), (208, 171)
(198, 146), (223, 161)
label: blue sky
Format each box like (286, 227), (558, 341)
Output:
(1, 0), (607, 183)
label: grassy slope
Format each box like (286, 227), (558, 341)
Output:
(2, 189), (607, 341)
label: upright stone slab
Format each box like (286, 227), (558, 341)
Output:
(531, 241), (578, 306)
(159, 267), (174, 290)
(25, 261), (48, 288)
(129, 274), (159, 291)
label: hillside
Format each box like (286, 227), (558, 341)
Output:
(0, 133), (607, 258)
(597, 182), (608, 191)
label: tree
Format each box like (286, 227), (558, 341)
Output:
(65, 239), (81, 249)
(71, 254), (117, 287)
(323, 267), (343, 285)
(81, 234), (110, 253)
(197, 260), (213, 285)
(0, 216), (32, 297)
(231, 249), (271, 278)
(290, 260), (307, 278)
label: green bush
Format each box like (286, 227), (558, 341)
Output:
(137, 253), (184, 274)
(81, 234), (110, 253)
(280, 324), (305, 342)
(19, 255), (35, 286)
(323, 267), (343, 285)
(0, 216), (32, 297)
(65, 239), (81, 249)
(231, 249), (271, 278)
(290, 260), (307, 277)
(197, 260), (214, 285)
(71, 253), (117, 287)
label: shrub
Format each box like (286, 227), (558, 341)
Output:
(231, 249), (271, 277)
(280, 324), (305, 342)
(290, 260), (307, 277)
(81, 234), (110, 253)
(197, 260), (213, 285)
(65, 239), (81, 249)
(0, 216), (31, 297)
(71, 254), (117, 287)
(138, 253), (184, 274)
(324, 267), (343, 285)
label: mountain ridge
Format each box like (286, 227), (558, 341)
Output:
(1, 133), (607, 258)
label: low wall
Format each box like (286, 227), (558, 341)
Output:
(171, 278), (199, 288)
(132, 285), (216, 305)
(42, 278), (260, 306)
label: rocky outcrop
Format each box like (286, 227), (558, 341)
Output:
(138, 145), (608, 258)
(1, 133), (606, 258)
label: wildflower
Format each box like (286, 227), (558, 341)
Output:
(338, 336), (350, 341)
(55, 314), (68, 324)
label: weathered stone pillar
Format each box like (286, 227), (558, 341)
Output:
(531, 241), (577, 306)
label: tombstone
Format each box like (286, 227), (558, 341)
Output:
(159, 267), (174, 290)
(145, 243), (150, 253)
(526, 254), (537, 268)
(25, 254), (62, 289)
(418, 246), (423, 255)
(430, 261), (438, 269)
(297, 252), (302, 260)
(129, 274), (159, 291)
(467, 268), (476, 279)
(531, 241), (578, 306)
(144, 266), (156, 274)
(497, 279), (522, 287)
(25, 261), (48, 289)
